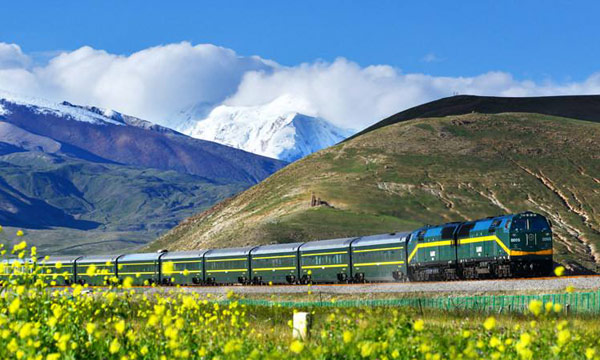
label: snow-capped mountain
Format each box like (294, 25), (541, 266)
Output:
(0, 91), (285, 182)
(184, 96), (354, 162)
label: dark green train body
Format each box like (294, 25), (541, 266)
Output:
(204, 247), (254, 285)
(351, 233), (410, 283)
(14, 212), (553, 286)
(75, 255), (120, 286)
(160, 250), (207, 285)
(116, 253), (161, 286)
(38, 255), (80, 285)
(250, 243), (302, 285)
(299, 238), (355, 284)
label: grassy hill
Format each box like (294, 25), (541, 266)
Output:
(149, 109), (600, 271)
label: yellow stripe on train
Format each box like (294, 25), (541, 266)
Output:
(408, 235), (551, 263)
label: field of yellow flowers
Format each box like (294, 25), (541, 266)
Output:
(1, 242), (600, 359)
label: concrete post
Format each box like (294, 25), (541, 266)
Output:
(292, 312), (311, 340)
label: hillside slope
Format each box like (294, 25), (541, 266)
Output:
(150, 112), (600, 271)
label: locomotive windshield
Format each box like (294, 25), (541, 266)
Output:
(511, 216), (550, 232)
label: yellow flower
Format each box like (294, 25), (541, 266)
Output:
(528, 299), (543, 316)
(290, 340), (304, 354)
(55, 261), (63, 269)
(86, 322), (96, 335)
(586, 348), (596, 359)
(489, 336), (501, 348)
(19, 322), (33, 339)
(483, 316), (496, 331)
(413, 319), (424, 332)
(86, 264), (97, 276)
(9, 298), (20, 314)
(553, 303), (563, 313)
(109, 338), (121, 354)
(361, 342), (376, 357)
(554, 266), (565, 277)
(140, 346), (149, 356)
(115, 319), (126, 334)
(163, 262), (174, 275)
(557, 329), (570, 346)
(13, 240), (27, 251)
(16, 230), (24, 237)
(122, 277), (134, 289)
(47, 354), (60, 360)
(566, 285), (575, 293)
(343, 330), (353, 344)
(520, 332), (531, 346)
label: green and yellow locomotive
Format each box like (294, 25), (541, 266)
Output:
(406, 212), (553, 281)
(4, 211), (554, 286)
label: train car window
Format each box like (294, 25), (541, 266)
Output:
(512, 219), (528, 232)
(441, 226), (456, 240)
(417, 230), (426, 241)
(529, 217), (550, 231)
(456, 224), (474, 238)
(490, 219), (501, 228)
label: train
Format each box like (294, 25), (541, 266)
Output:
(1, 211), (554, 286)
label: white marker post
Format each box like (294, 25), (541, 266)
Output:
(292, 312), (310, 340)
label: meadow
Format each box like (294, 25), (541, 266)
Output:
(1, 242), (600, 359)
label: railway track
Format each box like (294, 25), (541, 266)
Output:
(66, 274), (600, 295)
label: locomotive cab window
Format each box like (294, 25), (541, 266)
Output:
(529, 217), (550, 232)
(456, 224), (474, 238)
(441, 226), (456, 240)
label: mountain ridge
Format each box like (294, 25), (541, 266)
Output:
(349, 94), (600, 140)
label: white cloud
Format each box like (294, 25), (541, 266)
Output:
(0, 41), (599, 131)
(0, 42), (271, 128)
(228, 61), (600, 129)
(0, 43), (30, 69)
(422, 53), (444, 63)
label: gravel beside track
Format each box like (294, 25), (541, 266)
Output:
(142, 275), (600, 296)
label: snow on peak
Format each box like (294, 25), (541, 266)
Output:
(0, 102), (9, 116)
(184, 96), (354, 162)
(0, 89), (125, 126)
(0, 90), (180, 136)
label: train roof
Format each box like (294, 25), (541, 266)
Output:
(351, 232), (410, 248)
(161, 250), (209, 260)
(77, 254), (122, 264)
(204, 246), (256, 258)
(299, 237), (357, 252)
(251, 242), (305, 255)
(42, 255), (82, 265)
(118, 253), (163, 262)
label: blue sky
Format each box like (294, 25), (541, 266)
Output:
(3, 0), (599, 81)
(1, 1), (599, 131)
